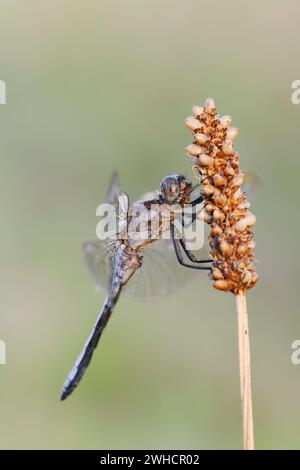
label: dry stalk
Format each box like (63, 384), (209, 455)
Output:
(185, 98), (258, 450)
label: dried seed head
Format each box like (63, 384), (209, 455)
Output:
(213, 279), (232, 291)
(250, 272), (259, 285)
(211, 224), (222, 236)
(192, 157), (201, 166)
(213, 207), (225, 222)
(185, 116), (203, 131)
(198, 210), (213, 224)
(213, 174), (226, 187)
(232, 188), (242, 202)
(212, 190), (227, 207)
(192, 105), (204, 117)
(234, 218), (248, 232)
(227, 127), (239, 140)
(202, 177), (211, 185)
(212, 267), (224, 280)
(238, 200), (251, 210)
(203, 184), (215, 196)
(235, 212), (256, 232)
(224, 165), (235, 177)
(220, 115), (232, 128)
(248, 240), (256, 250)
(199, 153), (214, 166)
(186, 144), (203, 156)
(195, 133), (210, 145)
(237, 261), (246, 270)
(205, 203), (215, 213)
(222, 140), (233, 155)
(204, 97), (216, 113)
(185, 98), (258, 294)
(242, 269), (252, 286)
(237, 244), (248, 256)
(230, 173), (244, 190)
(244, 212), (257, 227)
(219, 240), (233, 256)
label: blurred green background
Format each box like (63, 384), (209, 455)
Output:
(0, 0), (299, 450)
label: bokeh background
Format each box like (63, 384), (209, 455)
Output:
(0, 0), (299, 450)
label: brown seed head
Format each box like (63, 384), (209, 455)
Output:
(185, 98), (258, 294)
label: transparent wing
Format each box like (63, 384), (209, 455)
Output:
(84, 234), (209, 302)
(106, 171), (130, 221)
(116, 192), (130, 223)
(139, 190), (160, 201)
(123, 238), (199, 301)
(84, 172), (130, 290)
(113, 191), (129, 241)
(82, 240), (114, 292)
(106, 170), (122, 206)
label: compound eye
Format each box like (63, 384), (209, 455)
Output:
(180, 179), (186, 189)
(161, 176), (181, 201)
(180, 177), (192, 193)
(170, 184), (177, 193)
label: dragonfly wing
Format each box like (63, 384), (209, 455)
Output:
(123, 238), (198, 301)
(84, 174), (131, 291)
(105, 170), (122, 206)
(105, 171), (130, 229)
(82, 240), (116, 292)
(139, 189), (160, 201)
(115, 191), (130, 239)
(117, 192), (130, 221)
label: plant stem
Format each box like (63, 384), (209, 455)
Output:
(236, 291), (254, 450)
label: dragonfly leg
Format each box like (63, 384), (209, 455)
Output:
(191, 212), (197, 223)
(179, 239), (212, 264)
(180, 206), (212, 264)
(171, 223), (211, 271)
(184, 196), (203, 223)
(189, 195), (203, 206)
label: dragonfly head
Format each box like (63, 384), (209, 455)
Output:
(160, 174), (193, 204)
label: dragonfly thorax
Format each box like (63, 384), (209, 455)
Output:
(126, 201), (173, 249)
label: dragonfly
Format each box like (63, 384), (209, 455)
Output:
(60, 172), (212, 400)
